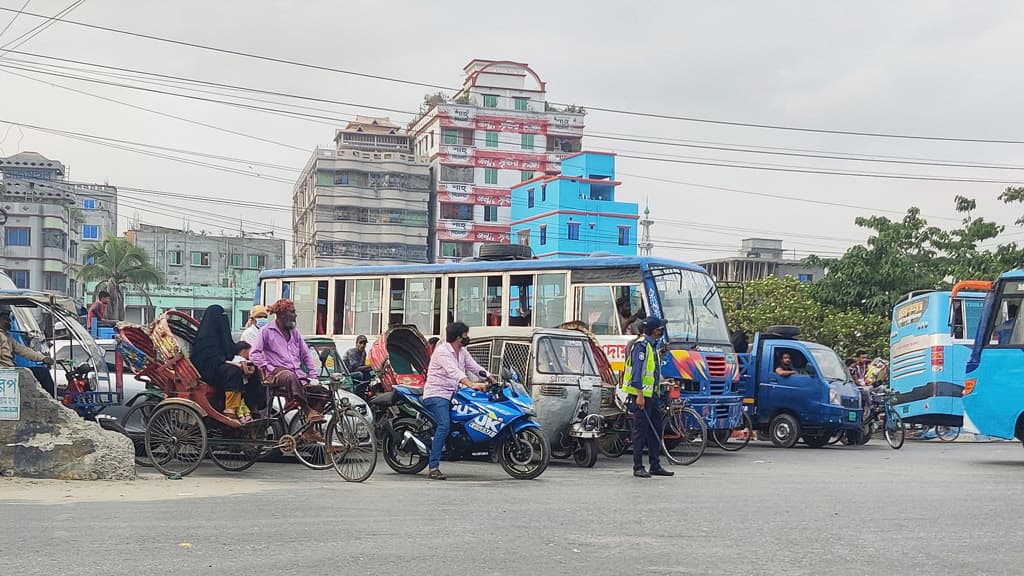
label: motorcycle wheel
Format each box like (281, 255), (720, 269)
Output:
(572, 439), (598, 468)
(383, 418), (429, 475)
(500, 427), (550, 480)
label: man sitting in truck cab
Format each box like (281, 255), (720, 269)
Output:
(774, 352), (805, 377)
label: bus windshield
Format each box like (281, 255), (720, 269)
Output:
(651, 267), (730, 345)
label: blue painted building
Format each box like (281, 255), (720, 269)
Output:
(510, 152), (637, 258)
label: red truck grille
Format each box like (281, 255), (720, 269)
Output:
(706, 355), (727, 378)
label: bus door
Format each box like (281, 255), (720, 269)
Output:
(964, 279), (1024, 439)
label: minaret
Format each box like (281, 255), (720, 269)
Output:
(638, 198), (653, 256)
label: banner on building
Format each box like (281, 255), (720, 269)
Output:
(436, 221), (511, 243)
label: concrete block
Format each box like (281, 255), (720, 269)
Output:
(0, 369), (135, 480)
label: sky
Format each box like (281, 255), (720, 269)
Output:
(2, 0), (1024, 263)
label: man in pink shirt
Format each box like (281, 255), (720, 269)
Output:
(422, 321), (492, 480)
(250, 298), (325, 423)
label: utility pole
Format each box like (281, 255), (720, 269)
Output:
(638, 197), (654, 256)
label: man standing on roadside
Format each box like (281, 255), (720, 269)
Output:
(86, 291), (111, 331)
(622, 316), (674, 478)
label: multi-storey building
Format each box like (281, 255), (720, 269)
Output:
(410, 60), (586, 262)
(698, 238), (826, 283)
(292, 117), (431, 267)
(510, 152), (637, 258)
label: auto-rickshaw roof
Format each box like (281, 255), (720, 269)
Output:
(0, 289), (77, 314)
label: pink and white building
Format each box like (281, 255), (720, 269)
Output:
(410, 60), (585, 261)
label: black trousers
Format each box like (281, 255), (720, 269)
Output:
(29, 366), (56, 397)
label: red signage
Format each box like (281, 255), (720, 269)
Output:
(436, 220), (511, 243)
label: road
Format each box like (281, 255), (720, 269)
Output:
(3, 440), (1024, 575)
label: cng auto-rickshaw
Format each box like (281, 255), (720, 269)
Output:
(466, 327), (606, 467)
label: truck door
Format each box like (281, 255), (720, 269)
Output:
(761, 344), (818, 423)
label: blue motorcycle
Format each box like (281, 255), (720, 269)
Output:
(380, 374), (550, 480)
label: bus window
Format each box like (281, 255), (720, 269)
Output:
(510, 275), (533, 327)
(576, 286), (619, 335)
(281, 281), (292, 300)
(333, 279), (346, 334)
(613, 285), (644, 335)
(404, 277), (435, 335)
(487, 276), (503, 326)
(389, 278), (406, 327)
(432, 277), (442, 335)
(536, 273), (566, 327)
(291, 280), (317, 335)
(455, 276), (485, 327)
(343, 278), (382, 335)
(963, 298), (984, 341)
(316, 281), (328, 335)
(262, 280), (280, 306)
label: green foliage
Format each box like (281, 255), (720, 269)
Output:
(721, 277), (889, 359)
(78, 236), (164, 320)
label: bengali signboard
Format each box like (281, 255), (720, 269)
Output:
(0, 368), (20, 421)
(437, 183), (512, 207)
(436, 221), (511, 243)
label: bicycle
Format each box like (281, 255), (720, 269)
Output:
(597, 383), (708, 466)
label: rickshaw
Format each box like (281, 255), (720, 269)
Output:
(466, 326), (605, 467)
(114, 311), (376, 481)
(368, 325), (430, 393)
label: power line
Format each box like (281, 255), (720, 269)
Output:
(0, 0), (31, 41)
(0, 0), (82, 55)
(2, 6), (1023, 145)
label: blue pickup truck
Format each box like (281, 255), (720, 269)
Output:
(738, 327), (864, 448)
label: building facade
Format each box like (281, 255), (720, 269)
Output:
(292, 117), (431, 267)
(698, 238), (825, 283)
(510, 152), (638, 258)
(126, 223), (286, 288)
(114, 268), (262, 328)
(410, 60), (586, 262)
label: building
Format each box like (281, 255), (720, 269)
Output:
(510, 152), (637, 258)
(0, 152), (119, 298)
(410, 60), (586, 262)
(292, 117), (431, 267)
(698, 238), (825, 283)
(114, 268), (262, 328)
(0, 175), (81, 296)
(126, 223), (285, 288)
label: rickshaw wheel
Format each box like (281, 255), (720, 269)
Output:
(572, 439), (598, 468)
(326, 409), (377, 482)
(207, 428), (264, 472)
(122, 400), (163, 467)
(145, 403), (208, 477)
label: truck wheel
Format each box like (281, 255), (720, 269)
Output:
(802, 433), (830, 448)
(769, 414), (800, 448)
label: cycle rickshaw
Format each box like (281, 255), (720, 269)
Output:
(115, 311), (376, 481)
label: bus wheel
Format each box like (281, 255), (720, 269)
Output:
(769, 414), (800, 449)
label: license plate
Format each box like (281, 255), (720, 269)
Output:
(848, 411), (857, 422)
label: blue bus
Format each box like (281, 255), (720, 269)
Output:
(964, 271), (1024, 441)
(890, 282), (988, 427)
(257, 256), (743, 431)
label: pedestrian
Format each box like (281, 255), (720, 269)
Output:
(86, 290), (111, 331)
(622, 316), (674, 478)
(421, 321), (492, 480)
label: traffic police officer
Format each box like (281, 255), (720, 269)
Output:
(622, 316), (674, 478)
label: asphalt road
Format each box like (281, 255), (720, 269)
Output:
(4, 440), (1024, 576)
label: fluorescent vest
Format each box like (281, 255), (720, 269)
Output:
(622, 339), (658, 398)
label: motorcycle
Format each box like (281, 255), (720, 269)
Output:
(380, 370), (551, 480)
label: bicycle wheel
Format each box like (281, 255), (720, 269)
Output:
(326, 409), (377, 482)
(935, 425), (961, 442)
(289, 408), (332, 470)
(885, 412), (905, 449)
(122, 399), (162, 467)
(661, 406), (707, 466)
(714, 412), (753, 452)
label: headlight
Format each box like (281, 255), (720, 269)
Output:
(829, 385), (841, 406)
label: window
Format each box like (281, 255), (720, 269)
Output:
(618, 226), (631, 246)
(43, 229), (66, 249)
(8, 270), (29, 289)
(441, 242), (473, 259)
(518, 229), (530, 247)
(5, 227), (30, 246)
(514, 97), (529, 112)
(82, 225), (99, 240)
(441, 203), (474, 221)
(249, 254), (267, 269)
(191, 251), (211, 267)
(82, 198), (96, 210)
(484, 206), (498, 222)
(399, 276), (438, 335)
(567, 222), (580, 241)
(509, 275), (533, 326)
(291, 280), (318, 335)
(84, 256), (94, 265)
(528, 189), (535, 208)
(485, 131), (499, 148)
(483, 94), (498, 108)
(484, 168), (498, 185)
(536, 337), (596, 375)
(540, 225), (547, 245)
(536, 273), (566, 327)
(230, 254), (242, 268)
(453, 275), (502, 327)
(521, 134), (534, 150)
(798, 273), (813, 283)
(343, 278), (382, 335)
(576, 285), (619, 335)
(541, 187), (546, 202)
(441, 165), (474, 183)
(44, 272), (67, 293)
(169, 250), (183, 266)
(521, 170), (534, 182)
(443, 129), (458, 145)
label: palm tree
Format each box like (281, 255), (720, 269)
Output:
(78, 236), (164, 321)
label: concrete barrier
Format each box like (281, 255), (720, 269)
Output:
(0, 369), (135, 480)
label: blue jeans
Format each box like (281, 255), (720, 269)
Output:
(422, 396), (451, 470)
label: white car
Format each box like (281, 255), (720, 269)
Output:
(50, 339), (148, 401)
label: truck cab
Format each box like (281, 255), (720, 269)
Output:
(739, 327), (863, 448)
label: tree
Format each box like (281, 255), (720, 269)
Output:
(78, 236), (164, 321)
(721, 276), (889, 359)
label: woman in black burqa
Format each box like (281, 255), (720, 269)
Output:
(191, 304), (264, 419)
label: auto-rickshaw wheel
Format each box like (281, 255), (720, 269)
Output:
(572, 439), (598, 467)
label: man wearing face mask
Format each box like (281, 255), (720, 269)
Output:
(421, 321), (492, 480)
(250, 299), (324, 423)
(241, 304), (270, 345)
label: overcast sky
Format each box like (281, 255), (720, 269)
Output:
(2, 0), (1024, 262)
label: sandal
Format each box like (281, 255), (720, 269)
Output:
(428, 468), (447, 481)
(306, 411), (325, 424)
